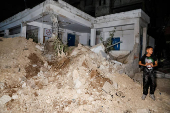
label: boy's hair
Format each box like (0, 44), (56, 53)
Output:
(146, 46), (153, 50)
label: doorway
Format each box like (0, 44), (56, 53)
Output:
(67, 33), (75, 46)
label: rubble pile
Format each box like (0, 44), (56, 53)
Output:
(0, 37), (170, 113)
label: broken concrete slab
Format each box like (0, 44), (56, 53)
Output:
(35, 44), (44, 51)
(0, 82), (4, 90)
(137, 109), (150, 113)
(111, 60), (123, 65)
(99, 50), (109, 59)
(12, 95), (18, 100)
(0, 95), (11, 106)
(102, 81), (116, 95)
(156, 71), (165, 78)
(113, 82), (118, 89)
(109, 50), (130, 58)
(165, 73), (170, 79)
(90, 43), (105, 54)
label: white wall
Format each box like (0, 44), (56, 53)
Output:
(101, 24), (134, 51)
(79, 33), (90, 46)
(61, 29), (90, 46)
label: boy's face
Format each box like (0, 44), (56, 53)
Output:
(146, 48), (153, 54)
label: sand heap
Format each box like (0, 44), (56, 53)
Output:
(0, 37), (170, 113)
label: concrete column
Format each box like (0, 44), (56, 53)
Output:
(38, 27), (44, 44)
(133, 19), (140, 74)
(4, 29), (9, 37)
(90, 29), (96, 46)
(134, 19), (140, 44)
(142, 27), (147, 55)
(21, 24), (27, 38)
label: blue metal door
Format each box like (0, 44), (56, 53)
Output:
(67, 34), (75, 46)
(112, 37), (120, 50)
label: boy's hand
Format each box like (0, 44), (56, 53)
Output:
(145, 63), (149, 66)
(150, 63), (154, 67)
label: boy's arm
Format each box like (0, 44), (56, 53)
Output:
(139, 61), (148, 66)
(151, 61), (158, 67)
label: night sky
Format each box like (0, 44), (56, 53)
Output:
(0, 0), (45, 22)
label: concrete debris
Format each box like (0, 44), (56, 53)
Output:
(102, 81), (115, 95)
(111, 60), (123, 65)
(137, 109), (150, 113)
(0, 95), (11, 106)
(12, 95), (18, 100)
(0, 82), (4, 90)
(90, 43), (105, 54)
(99, 50), (110, 59)
(35, 44), (44, 51)
(116, 91), (125, 98)
(156, 71), (165, 78)
(165, 73), (170, 78)
(0, 37), (169, 113)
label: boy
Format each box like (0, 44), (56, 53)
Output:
(139, 46), (158, 100)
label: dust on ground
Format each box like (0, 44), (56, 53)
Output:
(0, 37), (170, 113)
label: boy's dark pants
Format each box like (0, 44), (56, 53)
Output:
(143, 68), (156, 95)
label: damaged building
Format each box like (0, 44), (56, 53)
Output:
(1, 0), (170, 112)
(0, 0), (151, 77)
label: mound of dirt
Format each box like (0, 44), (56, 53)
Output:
(0, 37), (170, 113)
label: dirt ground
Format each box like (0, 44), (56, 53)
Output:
(156, 78), (170, 95)
(0, 37), (170, 113)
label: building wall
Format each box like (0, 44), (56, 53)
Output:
(96, 24), (134, 51)
(9, 25), (21, 35)
(61, 29), (90, 46)
(79, 33), (90, 46)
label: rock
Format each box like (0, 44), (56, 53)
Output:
(99, 50), (108, 59)
(73, 70), (82, 88)
(32, 64), (37, 67)
(118, 69), (124, 74)
(113, 82), (118, 89)
(0, 95), (11, 105)
(111, 60), (122, 65)
(29, 38), (33, 42)
(116, 91), (125, 98)
(124, 110), (132, 113)
(12, 95), (18, 99)
(99, 65), (105, 70)
(74, 79), (82, 89)
(42, 78), (49, 86)
(137, 109), (150, 113)
(165, 73), (170, 78)
(0, 82), (4, 90)
(90, 43), (105, 54)
(22, 82), (27, 88)
(102, 81), (115, 95)
(36, 44), (44, 51)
